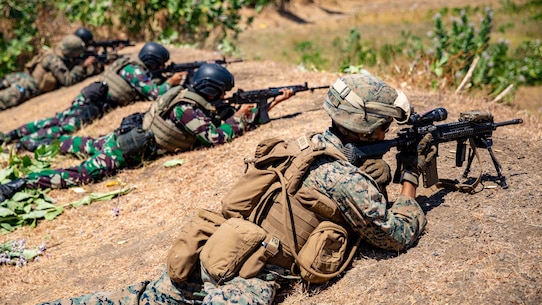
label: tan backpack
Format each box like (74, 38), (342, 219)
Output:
(221, 133), (362, 284)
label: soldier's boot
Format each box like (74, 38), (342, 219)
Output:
(0, 178), (26, 202)
(1, 130), (21, 145)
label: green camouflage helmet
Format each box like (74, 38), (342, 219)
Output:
(323, 72), (412, 134)
(59, 34), (85, 57)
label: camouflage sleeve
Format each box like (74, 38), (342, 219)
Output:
(119, 63), (171, 100)
(168, 103), (247, 147)
(42, 54), (86, 86)
(304, 156), (426, 251)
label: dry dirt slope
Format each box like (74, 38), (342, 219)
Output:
(0, 45), (541, 305)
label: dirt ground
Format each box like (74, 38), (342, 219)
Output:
(1, 1), (542, 305)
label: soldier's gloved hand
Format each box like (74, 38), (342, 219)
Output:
(81, 81), (109, 102)
(359, 158), (391, 187)
(396, 133), (437, 187)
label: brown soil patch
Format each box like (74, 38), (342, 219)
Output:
(1, 2), (541, 305)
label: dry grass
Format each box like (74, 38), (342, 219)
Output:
(1, 2), (542, 305)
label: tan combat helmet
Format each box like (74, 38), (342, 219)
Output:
(59, 34), (86, 57)
(323, 72), (412, 134)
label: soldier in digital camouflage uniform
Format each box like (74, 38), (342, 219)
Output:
(0, 42), (186, 151)
(0, 63), (293, 197)
(33, 72), (433, 305)
(0, 34), (96, 111)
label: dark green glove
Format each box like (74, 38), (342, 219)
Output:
(396, 133), (437, 187)
(359, 158), (391, 187)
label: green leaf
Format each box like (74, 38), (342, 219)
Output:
(11, 192), (34, 202)
(0, 167), (14, 182)
(44, 207), (64, 220)
(69, 187), (133, 208)
(0, 207), (15, 217)
(35, 200), (56, 210)
(163, 158), (185, 168)
(22, 210), (47, 219)
(0, 222), (15, 232)
(22, 249), (40, 260)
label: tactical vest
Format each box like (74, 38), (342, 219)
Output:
(101, 56), (148, 106)
(26, 50), (59, 92)
(142, 87), (215, 153)
(221, 134), (354, 270)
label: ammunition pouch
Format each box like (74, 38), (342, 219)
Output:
(294, 221), (356, 284)
(115, 112), (145, 135)
(200, 218), (274, 283)
(38, 72), (58, 92)
(116, 127), (154, 159)
(80, 104), (103, 124)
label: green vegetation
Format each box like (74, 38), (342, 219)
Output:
(0, 0), (281, 77)
(0, 145), (132, 233)
(0, 0), (539, 103)
(290, 4), (541, 102)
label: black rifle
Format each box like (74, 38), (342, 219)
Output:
(344, 108), (523, 189)
(222, 82), (330, 124)
(84, 51), (124, 64)
(88, 39), (135, 50)
(151, 57), (243, 80)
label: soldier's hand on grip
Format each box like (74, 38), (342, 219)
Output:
(359, 158), (391, 187)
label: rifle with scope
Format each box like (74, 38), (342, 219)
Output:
(344, 108), (523, 191)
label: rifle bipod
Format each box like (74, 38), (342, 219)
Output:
(462, 136), (508, 189)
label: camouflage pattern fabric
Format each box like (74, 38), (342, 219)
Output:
(37, 268), (207, 305)
(25, 132), (128, 189)
(40, 52), (87, 87)
(0, 72), (40, 110)
(22, 97), (247, 190)
(35, 129), (425, 304)
(303, 129), (426, 251)
(38, 265), (280, 304)
(0, 52), (87, 111)
(6, 61), (171, 147)
(119, 63), (171, 101)
(168, 100), (246, 147)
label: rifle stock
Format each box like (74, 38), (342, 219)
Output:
(223, 82), (330, 123)
(345, 108), (523, 189)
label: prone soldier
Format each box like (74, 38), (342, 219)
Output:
(34, 73), (430, 304)
(0, 42), (186, 150)
(0, 34), (96, 110)
(0, 63), (293, 199)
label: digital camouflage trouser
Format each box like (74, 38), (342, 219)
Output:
(25, 132), (127, 189)
(37, 266), (278, 305)
(0, 72), (40, 110)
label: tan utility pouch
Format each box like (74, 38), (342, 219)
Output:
(200, 218), (267, 282)
(239, 234), (280, 278)
(166, 209), (226, 283)
(39, 72), (57, 92)
(296, 221), (351, 284)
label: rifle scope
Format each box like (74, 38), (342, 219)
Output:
(407, 107), (447, 125)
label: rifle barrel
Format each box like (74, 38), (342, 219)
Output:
(493, 118), (523, 128)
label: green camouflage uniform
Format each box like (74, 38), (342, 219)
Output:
(24, 89), (247, 190)
(37, 129), (426, 305)
(4, 58), (171, 149)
